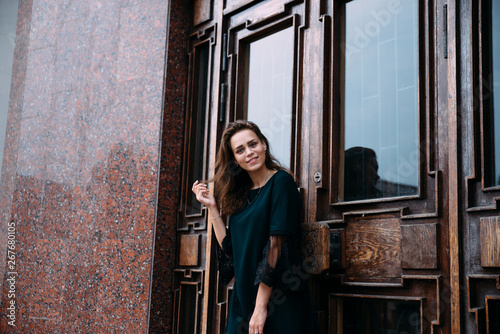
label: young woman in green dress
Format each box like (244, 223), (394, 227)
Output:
(192, 120), (315, 334)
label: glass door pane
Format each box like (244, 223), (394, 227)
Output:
(486, 0), (500, 186)
(341, 0), (419, 201)
(186, 44), (210, 215)
(244, 26), (294, 169)
(343, 298), (421, 334)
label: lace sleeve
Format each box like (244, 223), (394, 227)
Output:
(215, 232), (234, 286)
(254, 235), (291, 288)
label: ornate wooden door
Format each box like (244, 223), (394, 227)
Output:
(308, 0), (456, 333)
(458, 0), (500, 333)
(171, 0), (500, 333)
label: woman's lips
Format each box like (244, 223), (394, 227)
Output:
(247, 157), (258, 164)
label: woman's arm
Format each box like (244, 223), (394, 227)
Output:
(249, 235), (284, 333)
(249, 283), (272, 334)
(192, 181), (226, 247)
(193, 181), (234, 286)
(207, 206), (226, 248)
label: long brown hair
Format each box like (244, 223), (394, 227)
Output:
(212, 120), (283, 215)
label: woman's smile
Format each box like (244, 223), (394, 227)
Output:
(247, 156), (258, 164)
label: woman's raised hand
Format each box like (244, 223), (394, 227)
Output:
(192, 181), (217, 210)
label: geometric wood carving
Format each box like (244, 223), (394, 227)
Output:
(345, 216), (401, 278)
(179, 234), (200, 266)
(172, 269), (204, 334)
(329, 293), (424, 334)
(480, 217), (500, 267)
(467, 275), (500, 333)
(330, 275), (441, 334)
(301, 222), (330, 274)
(401, 224), (438, 269)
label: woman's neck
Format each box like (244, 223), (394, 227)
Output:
(249, 168), (272, 189)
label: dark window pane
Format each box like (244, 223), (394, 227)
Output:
(178, 284), (198, 334)
(0, 0), (19, 183)
(245, 26), (294, 169)
(343, 298), (421, 334)
(485, 0), (500, 186)
(490, 299), (500, 334)
(186, 44), (210, 215)
(341, 0), (419, 201)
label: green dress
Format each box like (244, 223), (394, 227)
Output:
(217, 170), (315, 334)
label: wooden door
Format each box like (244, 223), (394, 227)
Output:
(170, 0), (477, 333)
(458, 0), (500, 333)
(309, 0), (455, 333)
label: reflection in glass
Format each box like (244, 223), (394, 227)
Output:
(343, 298), (421, 334)
(341, 0), (419, 201)
(245, 27), (294, 169)
(187, 44), (209, 215)
(486, 0), (500, 186)
(0, 0), (19, 183)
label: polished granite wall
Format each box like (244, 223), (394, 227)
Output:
(0, 0), (184, 332)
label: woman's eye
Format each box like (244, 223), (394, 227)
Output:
(250, 142), (257, 147)
(236, 148), (243, 154)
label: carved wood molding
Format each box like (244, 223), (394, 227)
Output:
(174, 269), (205, 287)
(177, 208), (209, 231)
(179, 233), (202, 266)
(314, 208), (439, 278)
(178, 25), (218, 232)
(321, 212), (439, 283)
(326, 198), (441, 224)
(325, 171), (441, 223)
(480, 217), (500, 267)
(301, 222), (330, 274)
(215, 283), (233, 334)
(172, 269), (205, 334)
(464, 0), (500, 213)
(329, 275), (441, 334)
(467, 275), (500, 334)
(401, 275), (442, 333)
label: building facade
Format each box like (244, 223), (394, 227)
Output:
(0, 0), (499, 333)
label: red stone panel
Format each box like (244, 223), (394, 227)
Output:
(0, 0), (172, 332)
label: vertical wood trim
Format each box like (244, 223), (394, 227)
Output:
(201, 1), (224, 333)
(201, 219), (214, 334)
(447, 0), (462, 332)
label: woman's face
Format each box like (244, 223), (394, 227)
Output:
(229, 129), (267, 173)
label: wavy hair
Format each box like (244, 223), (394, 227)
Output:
(212, 120), (284, 215)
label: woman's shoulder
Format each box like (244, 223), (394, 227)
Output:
(272, 169), (297, 188)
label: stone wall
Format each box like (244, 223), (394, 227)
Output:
(0, 0), (186, 332)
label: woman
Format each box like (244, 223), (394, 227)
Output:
(192, 120), (315, 334)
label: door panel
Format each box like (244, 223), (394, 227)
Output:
(340, 0), (420, 201)
(171, 0), (468, 333)
(226, 7), (304, 174)
(173, 23), (217, 334)
(242, 25), (295, 168)
(317, 1), (447, 332)
(460, 0), (500, 333)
